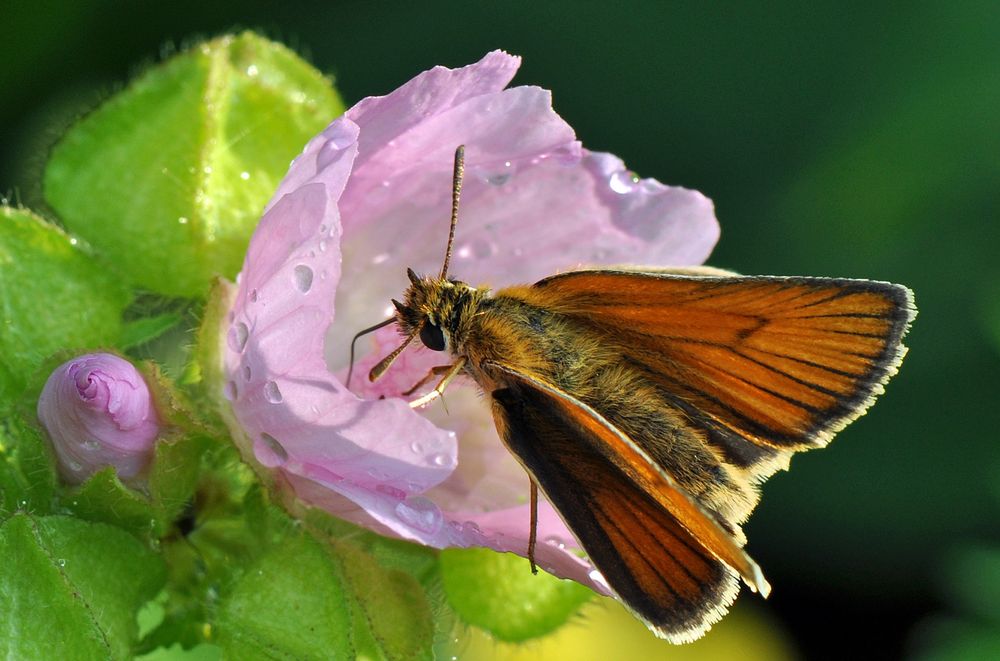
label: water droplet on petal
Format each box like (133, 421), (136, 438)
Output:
(243, 365), (252, 381)
(293, 265), (313, 293)
(609, 169), (639, 194)
(376, 484), (406, 500)
(301, 463), (343, 485)
(409, 441), (423, 454)
(486, 172), (510, 186)
(455, 238), (496, 260)
(367, 468), (388, 481)
(81, 439), (100, 452)
(255, 433), (288, 468)
(319, 224), (327, 234)
(588, 568), (606, 584)
(372, 252), (390, 265)
(394, 496), (443, 534)
(228, 322), (249, 352)
(430, 453), (452, 467)
(544, 535), (566, 550)
(224, 381), (238, 401)
(263, 381), (282, 403)
(67, 460), (82, 472)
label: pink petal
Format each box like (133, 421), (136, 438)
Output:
(222, 50), (719, 595)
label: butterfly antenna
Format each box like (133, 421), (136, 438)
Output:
(439, 145), (465, 280)
(346, 317), (396, 388)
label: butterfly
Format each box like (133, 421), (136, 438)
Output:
(350, 145), (915, 643)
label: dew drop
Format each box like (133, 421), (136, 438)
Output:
(301, 463), (344, 484)
(588, 568), (606, 584)
(178, 216), (189, 225)
(203, 165), (213, 175)
(255, 433), (288, 467)
(394, 496), (443, 534)
(240, 171), (250, 181)
(367, 468), (389, 481)
(263, 381), (283, 403)
(609, 169), (639, 194)
(242, 365), (252, 381)
(246, 64), (259, 76)
(486, 172), (510, 186)
(293, 265), (313, 293)
(224, 381), (238, 401)
(56, 559), (66, 568)
(456, 238), (495, 260)
(67, 460), (83, 472)
(409, 440), (424, 454)
(319, 224), (327, 234)
(371, 252), (391, 265)
(228, 322), (249, 352)
(81, 439), (100, 452)
(318, 239), (328, 252)
(249, 289), (259, 303)
(544, 535), (566, 550)
(376, 484), (406, 500)
(430, 453), (452, 467)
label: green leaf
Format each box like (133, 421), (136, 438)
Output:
(64, 467), (160, 537)
(0, 513), (166, 660)
(44, 32), (344, 298)
(335, 540), (435, 661)
(214, 530), (353, 660)
(0, 413), (56, 516)
(62, 430), (205, 539)
(440, 548), (593, 642)
(120, 313), (183, 351)
(0, 206), (130, 412)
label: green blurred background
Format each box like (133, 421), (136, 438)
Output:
(4, 2), (998, 658)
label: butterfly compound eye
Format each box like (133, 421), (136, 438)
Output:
(419, 322), (447, 351)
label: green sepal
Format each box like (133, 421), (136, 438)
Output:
(213, 530), (354, 659)
(44, 32), (344, 298)
(332, 539), (435, 661)
(0, 206), (130, 413)
(440, 547), (593, 642)
(0, 412), (57, 516)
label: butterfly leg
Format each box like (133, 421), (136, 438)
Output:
(408, 357), (467, 409)
(402, 364), (454, 397)
(528, 479), (539, 575)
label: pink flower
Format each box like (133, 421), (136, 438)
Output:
(220, 51), (718, 594)
(38, 353), (161, 485)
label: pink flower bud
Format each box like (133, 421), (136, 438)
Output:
(38, 353), (160, 485)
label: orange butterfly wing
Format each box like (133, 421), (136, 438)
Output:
(531, 270), (915, 473)
(488, 363), (768, 643)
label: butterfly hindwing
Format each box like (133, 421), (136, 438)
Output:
(488, 363), (768, 643)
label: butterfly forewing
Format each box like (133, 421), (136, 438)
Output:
(533, 271), (915, 455)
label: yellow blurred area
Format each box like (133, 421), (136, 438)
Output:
(448, 595), (798, 661)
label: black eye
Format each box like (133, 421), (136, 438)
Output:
(419, 322), (447, 351)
